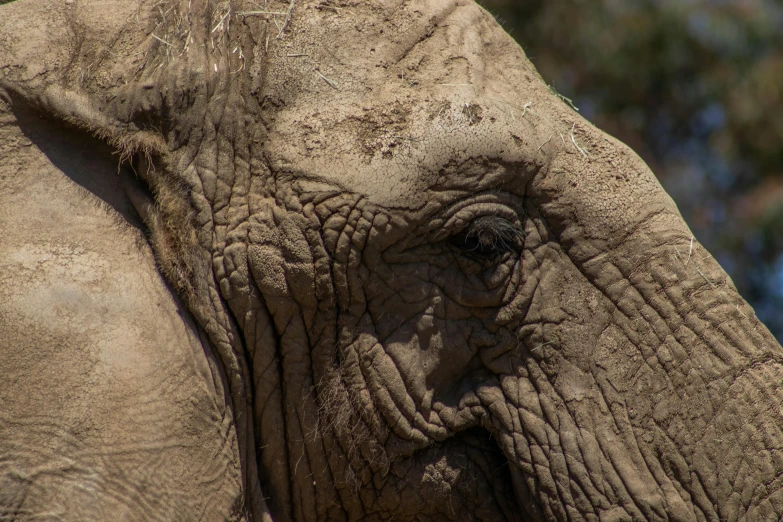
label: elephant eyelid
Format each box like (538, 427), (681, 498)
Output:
(449, 215), (525, 259)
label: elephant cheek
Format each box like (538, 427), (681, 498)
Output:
(477, 370), (699, 522)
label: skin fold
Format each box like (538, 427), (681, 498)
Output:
(2, 0), (783, 520)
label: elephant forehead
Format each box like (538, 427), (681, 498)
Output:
(259, 0), (557, 206)
(263, 94), (540, 206)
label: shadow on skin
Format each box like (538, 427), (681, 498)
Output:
(8, 97), (204, 332)
(9, 97), (144, 229)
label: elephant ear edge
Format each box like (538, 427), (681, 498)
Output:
(0, 1), (272, 520)
(0, 0), (224, 301)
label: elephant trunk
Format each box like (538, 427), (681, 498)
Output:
(480, 216), (783, 521)
(580, 215), (783, 522)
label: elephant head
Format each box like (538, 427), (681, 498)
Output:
(3, 0), (783, 520)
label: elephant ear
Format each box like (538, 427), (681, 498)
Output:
(1, 0), (263, 298)
(2, 0), (235, 316)
(1, 0), (270, 519)
(0, 0), (160, 143)
(1, 0), (173, 250)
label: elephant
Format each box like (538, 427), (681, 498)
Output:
(2, 0), (783, 520)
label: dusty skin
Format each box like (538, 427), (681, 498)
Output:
(2, 1), (783, 521)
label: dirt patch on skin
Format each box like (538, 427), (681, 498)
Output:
(301, 101), (414, 161)
(355, 101), (414, 159)
(461, 103), (483, 125)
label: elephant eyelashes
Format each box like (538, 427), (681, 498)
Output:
(450, 215), (525, 261)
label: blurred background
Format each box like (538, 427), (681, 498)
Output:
(480, 0), (783, 340)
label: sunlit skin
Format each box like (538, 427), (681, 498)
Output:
(2, 1), (783, 521)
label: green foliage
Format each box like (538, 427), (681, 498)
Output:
(482, 0), (783, 338)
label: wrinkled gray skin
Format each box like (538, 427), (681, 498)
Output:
(2, 1), (783, 521)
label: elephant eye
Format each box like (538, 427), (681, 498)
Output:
(450, 216), (525, 260)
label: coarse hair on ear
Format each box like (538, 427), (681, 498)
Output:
(1, 0), (270, 312)
(4, 78), (205, 302)
(127, 149), (204, 300)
